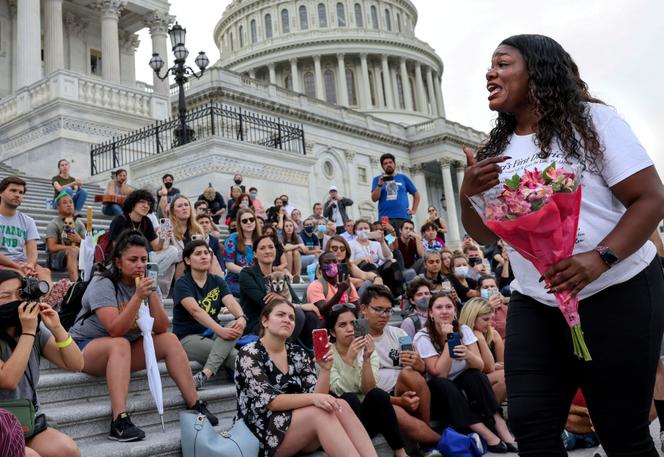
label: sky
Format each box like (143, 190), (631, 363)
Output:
(135, 0), (663, 174)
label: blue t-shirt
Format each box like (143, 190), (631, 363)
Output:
(172, 272), (231, 339)
(371, 173), (417, 219)
(300, 231), (322, 249)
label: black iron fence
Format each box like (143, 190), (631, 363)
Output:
(90, 102), (306, 176)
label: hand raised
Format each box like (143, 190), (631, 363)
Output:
(460, 146), (510, 197)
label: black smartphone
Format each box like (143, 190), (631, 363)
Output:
(338, 262), (349, 282)
(382, 175), (394, 182)
(468, 257), (482, 267)
(353, 318), (368, 338)
(447, 332), (461, 359)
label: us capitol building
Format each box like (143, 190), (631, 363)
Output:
(0, 0), (485, 245)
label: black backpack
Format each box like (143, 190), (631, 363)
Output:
(58, 281), (92, 331)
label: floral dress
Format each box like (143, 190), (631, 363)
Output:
(235, 340), (318, 457)
(223, 232), (255, 287)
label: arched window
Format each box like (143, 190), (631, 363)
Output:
(396, 13), (401, 32)
(324, 69), (337, 103)
(250, 19), (257, 44)
(346, 68), (357, 105)
(368, 70), (376, 106)
(370, 5), (378, 29)
(265, 14), (273, 38)
(396, 74), (405, 109)
(238, 25), (244, 47)
(299, 5), (308, 30)
(229, 32), (234, 50)
(318, 3), (327, 27)
(384, 9), (391, 31)
(354, 3), (363, 27)
(336, 2), (346, 27)
(304, 71), (315, 98)
(285, 75), (293, 91)
(281, 9), (290, 33)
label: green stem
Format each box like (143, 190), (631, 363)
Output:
(571, 325), (592, 361)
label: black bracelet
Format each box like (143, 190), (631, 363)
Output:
(21, 333), (36, 338)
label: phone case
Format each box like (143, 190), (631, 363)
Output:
(146, 263), (159, 291)
(312, 329), (329, 360)
(353, 319), (368, 338)
(398, 335), (413, 352)
(447, 332), (461, 359)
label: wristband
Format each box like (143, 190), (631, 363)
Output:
(56, 335), (74, 348)
(21, 333), (36, 338)
(238, 315), (247, 322)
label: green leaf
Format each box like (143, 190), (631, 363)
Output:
(542, 162), (556, 184)
(531, 200), (545, 211)
(505, 174), (521, 191)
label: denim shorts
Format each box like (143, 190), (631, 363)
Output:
(74, 338), (93, 351)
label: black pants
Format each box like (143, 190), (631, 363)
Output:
(360, 260), (404, 297)
(428, 369), (499, 431)
(340, 388), (405, 451)
(505, 258), (664, 457)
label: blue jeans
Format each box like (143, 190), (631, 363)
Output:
(53, 187), (89, 212)
(102, 203), (123, 216)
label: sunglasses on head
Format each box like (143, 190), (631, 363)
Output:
(331, 303), (356, 312)
(241, 217), (255, 224)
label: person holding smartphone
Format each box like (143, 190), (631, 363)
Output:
(326, 303), (410, 457)
(306, 252), (360, 317)
(413, 291), (516, 453)
(235, 298), (377, 457)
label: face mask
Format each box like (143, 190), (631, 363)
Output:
(480, 288), (491, 300)
(454, 266), (469, 278)
(234, 179), (242, 185)
(250, 193), (257, 199)
(304, 226), (314, 234)
(323, 263), (338, 278)
(414, 296), (429, 310)
(240, 201), (249, 207)
(0, 300), (24, 329)
(164, 182), (173, 189)
(317, 224), (326, 233)
(357, 229), (369, 240)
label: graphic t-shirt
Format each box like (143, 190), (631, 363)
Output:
(373, 325), (408, 392)
(0, 212), (40, 262)
(300, 231), (322, 250)
(497, 103), (655, 306)
(45, 216), (86, 249)
(371, 173), (417, 219)
(172, 273), (232, 339)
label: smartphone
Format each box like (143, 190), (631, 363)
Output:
(146, 262), (159, 291)
(468, 257), (482, 267)
(191, 234), (205, 242)
(399, 335), (413, 352)
(447, 332), (461, 359)
(337, 262), (349, 282)
(490, 288), (501, 298)
(382, 175), (394, 182)
(312, 329), (329, 361)
(367, 230), (381, 240)
(159, 218), (172, 239)
(381, 216), (389, 225)
(353, 318), (369, 338)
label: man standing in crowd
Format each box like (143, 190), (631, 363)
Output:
(156, 173), (180, 218)
(51, 159), (88, 214)
(371, 153), (420, 236)
(323, 185), (354, 234)
(0, 176), (52, 285)
(45, 193), (86, 282)
(280, 194), (295, 216)
(102, 169), (132, 216)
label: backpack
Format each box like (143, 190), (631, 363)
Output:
(94, 230), (112, 265)
(58, 281), (92, 331)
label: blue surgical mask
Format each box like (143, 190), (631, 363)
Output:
(250, 193), (257, 199)
(480, 288), (491, 300)
(317, 224), (326, 233)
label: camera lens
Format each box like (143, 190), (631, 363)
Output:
(21, 278), (50, 301)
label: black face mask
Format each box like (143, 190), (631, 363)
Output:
(234, 179), (242, 185)
(229, 227), (237, 234)
(0, 300), (24, 329)
(164, 182), (173, 189)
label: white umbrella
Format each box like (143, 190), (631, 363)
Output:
(136, 301), (166, 431)
(78, 206), (95, 281)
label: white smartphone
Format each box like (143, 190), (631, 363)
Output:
(146, 262), (159, 291)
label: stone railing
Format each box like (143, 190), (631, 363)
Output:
(0, 70), (169, 125)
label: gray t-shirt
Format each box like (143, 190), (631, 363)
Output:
(45, 216), (86, 251)
(69, 275), (163, 342)
(0, 323), (52, 413)
(0, 212), (40, 262)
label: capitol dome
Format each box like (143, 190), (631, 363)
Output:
(213, 0), (445, 125)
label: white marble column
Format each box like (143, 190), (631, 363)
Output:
(390, 66), (399, 108)
(433, 70), (445, 117)
(119, 31), (139, 86)
(381, 54), (394, 109)
(359, 53), (372, 109)
(64, 13), (88, 75)
(145, 11), (172, 97)
(439, 159), (460, 245)
(44, 0), (65, 74)
(372, 62), (384, 108)
(98, 0), (125, 83)
(313, 55), (324, 99)
(9, 0), (17, 91)
(399, 57), (413, 111)
(336, 54), (348, 106)
(425, 66), (438, 117)
(411, 164), (429, 228)
(414, 62), (427, 113)
(268, 63), (277, 84)
(290, 58), (301, 92)
(16, 0), (42, 88)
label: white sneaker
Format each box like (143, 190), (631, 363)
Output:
(421, 449), (442, 457)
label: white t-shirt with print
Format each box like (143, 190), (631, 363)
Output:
(496, 103), (655, 306)
(350, 240), (386, 266)
(373, 325), (408, 393)
(414, 324), (477, 381)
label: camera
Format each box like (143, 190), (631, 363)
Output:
(20, 277), (50, 302)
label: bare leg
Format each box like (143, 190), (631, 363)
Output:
(65, 246), (80, 282)
(493, 413), (515, 444)
(208, 256), (224, 277)
(284, 251), (294, 275)
(25, 448), (40, 457)
(130, 333), (198, 408)
(468, 422), (501, 446)
(393, 405), (439, 446)
(35, 265), (53, 289)
(27, 428), (80, 457)
(395, 368), (431, 423)
(334, 399), (378, 457)
(293, 251), (302, 277)
(81, 337), (132, 418)
(487, 369), (506, 403)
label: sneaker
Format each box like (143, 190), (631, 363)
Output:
(421, 449), (442, 457)
(193, 371), (208, 390)
(190, 400), (219, 426)
(469, 432), (486, 455)
(292, 274), (301, 284)
(108, 412), (146, 442)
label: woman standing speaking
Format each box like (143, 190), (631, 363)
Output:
(460, 34), (664, 456)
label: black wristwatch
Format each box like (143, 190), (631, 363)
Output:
(595, 245), (618, 268)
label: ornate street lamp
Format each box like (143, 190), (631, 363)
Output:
(149, 22), (209, 146)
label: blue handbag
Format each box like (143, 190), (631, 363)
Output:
(437, 427), (486, 457)
(180, 411), (259, 457)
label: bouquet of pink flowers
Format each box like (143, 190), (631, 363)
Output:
(471, 162), (591, 361)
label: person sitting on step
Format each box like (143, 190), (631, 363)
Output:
(45, 193), (86, 283)
(68, 230), (218, 442)
(50, 159), (88, 215)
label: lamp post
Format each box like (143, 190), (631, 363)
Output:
(149, 23), (209, 146)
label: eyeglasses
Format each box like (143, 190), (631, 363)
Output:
(240, 217), (255, 224)
(428, 209), (436, 212)
(331, 303), (356, 312)
(330, 245), (346, 252)
(137, 199), (150, 206)
(368, 305), (392, 316)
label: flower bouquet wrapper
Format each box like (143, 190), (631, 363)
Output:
(469, 164), (591, 360)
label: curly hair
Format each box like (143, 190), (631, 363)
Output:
(476, 34), (605, 172)
(122, 189), (155, 214)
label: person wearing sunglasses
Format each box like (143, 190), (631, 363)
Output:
(223, 208), (261, 297)
(306, 252), (359, 317)
(325, 236), (382, 298)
